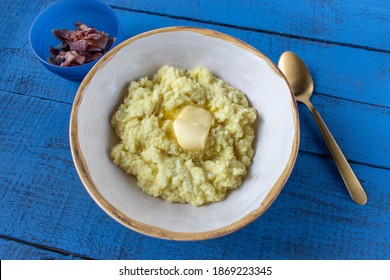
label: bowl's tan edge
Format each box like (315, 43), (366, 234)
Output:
(69, 26), (300, 241)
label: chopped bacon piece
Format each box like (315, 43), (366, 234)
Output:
(69, 40), (88, 52)
(48, 21), (116, 67)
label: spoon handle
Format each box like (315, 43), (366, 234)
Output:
(304, 100), (367, 205)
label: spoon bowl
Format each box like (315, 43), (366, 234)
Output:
(279, 51), (314, 101)
(278, 51), (367, 205)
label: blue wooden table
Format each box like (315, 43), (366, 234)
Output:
(1, 0), (389, 260)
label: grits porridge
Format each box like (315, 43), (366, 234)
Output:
(111, 66), (257, 206)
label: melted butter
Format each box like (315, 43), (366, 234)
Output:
(160, 106), (184, 141)
(160, 105), (214, 146)
(164, 123), (176, 141)
(173, 105), (214, 151)
(162, 106), (184, 121)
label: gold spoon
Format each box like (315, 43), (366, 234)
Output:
(278, 51), (367, 205)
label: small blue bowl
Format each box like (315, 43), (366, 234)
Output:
(30, 0), (123, 81)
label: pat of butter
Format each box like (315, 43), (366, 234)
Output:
(173, 105), (214, 150)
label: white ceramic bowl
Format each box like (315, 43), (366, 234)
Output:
(70, 27), (299, 240)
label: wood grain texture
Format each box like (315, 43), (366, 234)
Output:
(299, 95), (390, 169)
(106, 0), (390, 51)
(0, 1), (46, 48)
(0, 91), (389, 259)
(0, 237), (85, 260)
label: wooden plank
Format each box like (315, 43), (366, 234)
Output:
(0, 237), (84, 260)
(4, 0), (389, 51)
(0, 3), (389, 107)
(300, 94), (390, 169)
(106, 0), (390, 51)
(239, 152), (390, 260)
(0, 91), (389, 259)
(0, 1), (47, 47)
(0, 47), (79, 105)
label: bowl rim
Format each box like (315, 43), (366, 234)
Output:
(69, 26), (300, 240)
(29, 0), (122, 71)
